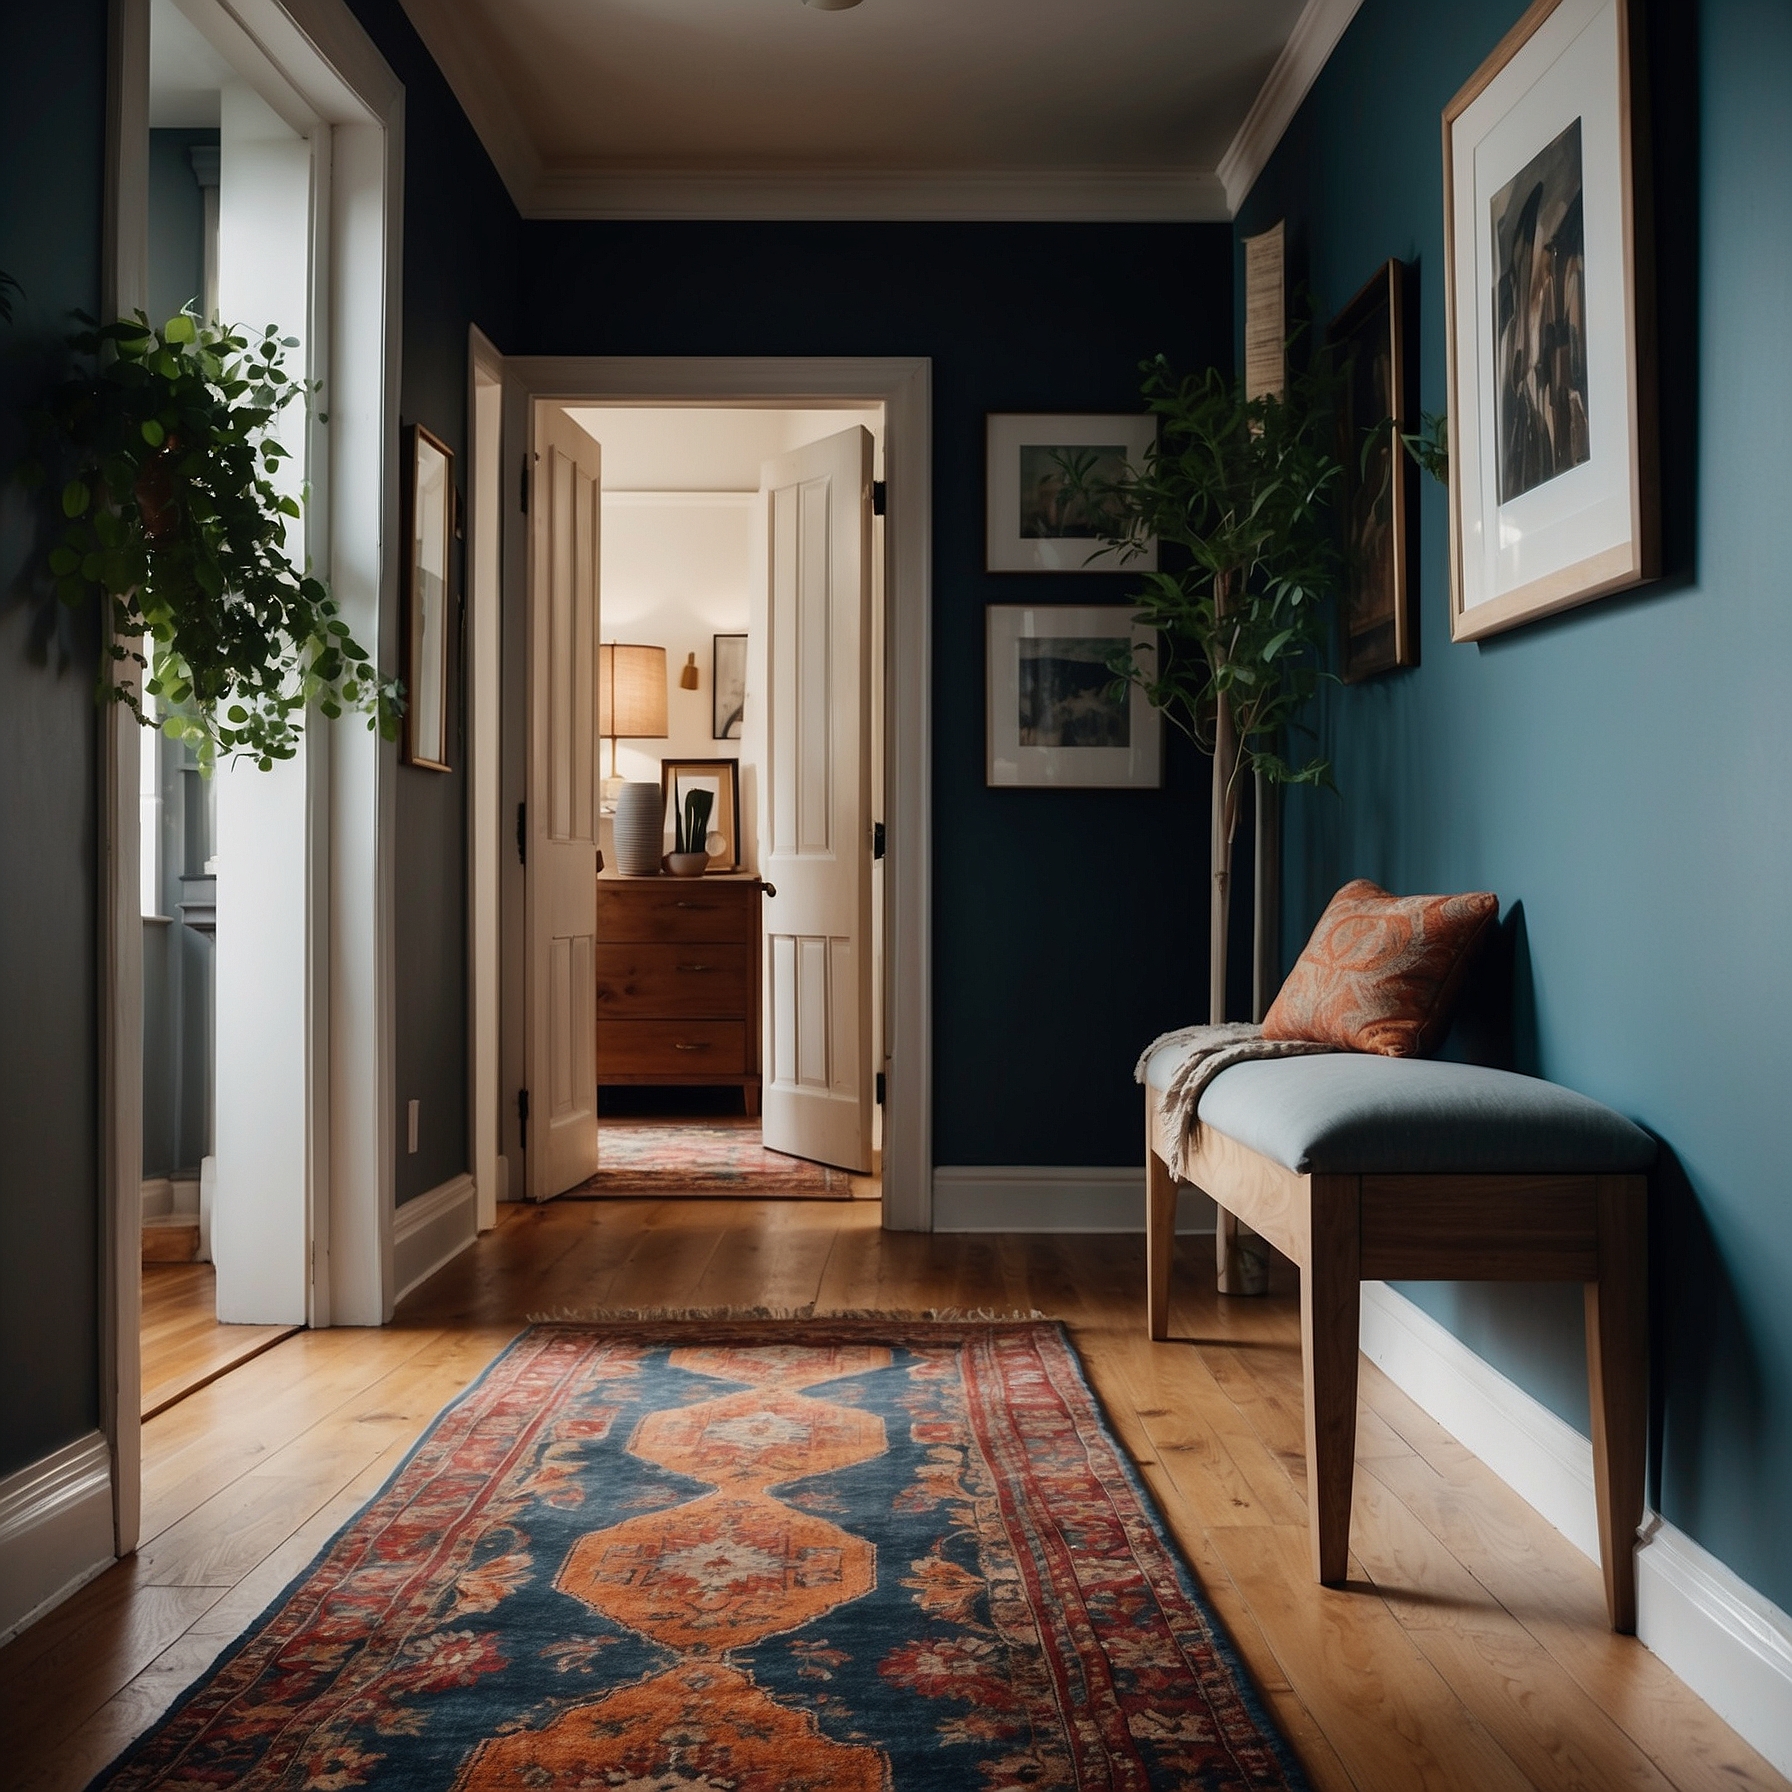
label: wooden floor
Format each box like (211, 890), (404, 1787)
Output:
(139, 1264), (301, 1420)
(3, 1199), (1784, 1791)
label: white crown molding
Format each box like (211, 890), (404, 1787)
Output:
(0, 1432), (116, 1645)
(395, 0), (540, 210)
(1361, 1281), (1792, 1780)
(527, 165), (1230, 224)
(1216, 0), (1365, 214)
(932, 1166), (1217, 1234)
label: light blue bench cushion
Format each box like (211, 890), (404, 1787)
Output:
(1166, 1052), (1657, 1176)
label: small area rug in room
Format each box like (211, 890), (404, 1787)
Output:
(572, 1118), (851, 1198)
(91, 1320), (1308, 1790)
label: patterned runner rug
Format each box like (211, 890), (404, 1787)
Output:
(93, 1320), (1309, 1790)
(572, 1119), (851, 1198)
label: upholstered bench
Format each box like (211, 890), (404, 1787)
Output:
(1143, 1049), (1657, 1632)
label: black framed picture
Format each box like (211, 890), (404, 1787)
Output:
(712, 633), (746, 741)
(402, 423), (453, 770)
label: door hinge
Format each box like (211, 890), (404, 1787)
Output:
(872, 820), (886, 860)
(517, 1087), (530, 1148)
(520, 453), (532, 514)
(871, 480), (887, 517)
(516, 801), (526, 865)
(875, 1071), (885, 1106)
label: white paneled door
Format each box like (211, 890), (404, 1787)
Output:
(753, 427), (875, 1173)
(525, 406), (602, 1199)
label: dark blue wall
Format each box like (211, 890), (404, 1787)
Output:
(0, 0), (108, 1478)
(1239, 0), (1792, 1610)
(520, 222), (1239, 1165)
(344, 0), (523, 1203)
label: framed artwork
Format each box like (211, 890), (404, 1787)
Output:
(402, 423), (453, 770)
(712, 633), (746, 741)
(986, 605), (1160, 789)
(660, 757), (741, 870)
(1444, 0), (1656, 641)
(985, 414), (1157, 574)
(1330, 258), (1418, 681)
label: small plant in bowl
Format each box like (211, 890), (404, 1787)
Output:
(666, 785), (714, 877)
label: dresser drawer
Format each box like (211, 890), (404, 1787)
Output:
(597, 1019), (748, 1079)
(596, 943), (752, 1018)
(597, 880), (757, 944)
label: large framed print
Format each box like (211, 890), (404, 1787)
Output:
(1443, 0), (1656, 641)
(402, 423), (453, 770)
(986, 605), (1160, 789)
(985, 414), (1158, 573)
(1331, 258), (1418, 681)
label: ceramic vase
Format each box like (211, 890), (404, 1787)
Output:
(612, 781), (664, 876)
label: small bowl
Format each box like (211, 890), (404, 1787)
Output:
(665, 851), (709, 878)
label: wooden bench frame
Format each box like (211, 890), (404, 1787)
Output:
(1145, 1085), (1649, 1632)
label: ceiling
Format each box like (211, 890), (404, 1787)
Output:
(397, 0), (1362, 222)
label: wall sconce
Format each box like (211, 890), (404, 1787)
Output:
(679, 652), (700, 691)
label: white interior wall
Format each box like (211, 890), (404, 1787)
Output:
(568, 407), (881, 878)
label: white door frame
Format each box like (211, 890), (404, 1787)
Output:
(101, 0), (403, 1555)
(497, 358), (933, 1231)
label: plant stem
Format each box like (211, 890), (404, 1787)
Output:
(1209, 569), (1240, 1025)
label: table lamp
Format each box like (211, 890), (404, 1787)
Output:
(598, 643), (668, 808)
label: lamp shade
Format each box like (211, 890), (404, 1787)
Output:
(598, 643), (668, 740)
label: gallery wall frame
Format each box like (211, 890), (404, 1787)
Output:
(986, 604), (1161, 789)
(661, 756), (742, 870)
(1330, 257), (1418, 681)
(712, 632), (746, 740)
(403, 422), (454, 769)
(1443, 0), (1657, 641)
(985, 413), (1158, 573)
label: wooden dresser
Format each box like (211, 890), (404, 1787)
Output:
(594, 870), (764, 1114)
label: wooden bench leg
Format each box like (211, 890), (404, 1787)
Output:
(1302, 1173), (1362, 1584)
(1586, 1173), (1648, 1633)
(1146, 1095), (1176, 1340)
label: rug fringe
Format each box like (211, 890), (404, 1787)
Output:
(527, 1304), (1048, 1325)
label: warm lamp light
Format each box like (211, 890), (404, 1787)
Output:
(599, 643), (668, 802)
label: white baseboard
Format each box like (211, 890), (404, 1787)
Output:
(931, 1166), (1216, 1234)
(0, 1431), (115, 1645)
(1360, 1281), (1792, 1778)
(392, 1172), (478, 1302)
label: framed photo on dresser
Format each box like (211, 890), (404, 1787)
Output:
(660, 757), (741, 870)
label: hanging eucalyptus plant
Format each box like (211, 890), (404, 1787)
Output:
(22, 311), (401, 768)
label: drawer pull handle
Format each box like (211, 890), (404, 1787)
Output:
(672, 1041), (710, 1052)
(673, 901), (712, 910)
(677, 963), (713, 973)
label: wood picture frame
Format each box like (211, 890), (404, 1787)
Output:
(985, 604), (1161, 788)
(402, 423), (453, 769)
(1330, 258), (1418, 681)
(1443, 0), (1656, 641)
(985, 414), (1158, 573)
(660, 756), (741, 871)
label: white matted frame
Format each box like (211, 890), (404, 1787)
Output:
(1443, 0), (1656, 640)
(496, 357), (932, 1230)
(98, 0), (403, 1572)
(986, 605), (1161, 789)
(986, 412), (1157, 574)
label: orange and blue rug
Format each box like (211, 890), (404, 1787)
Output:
(576, 1120), (852, 1198)
(93, 1320), (1309, 1789)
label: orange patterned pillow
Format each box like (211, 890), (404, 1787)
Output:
(1262, 879), (1499, 1057)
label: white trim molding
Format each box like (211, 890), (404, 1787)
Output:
(530, 165), (1228, 224)
(0, 1433), (116, 1645)
(392, 1172), (478, 1302)
(1361, 1281), (1792, 1779)
(932, 1166), (1217, 1235)
(1215, 0), (1366, 213)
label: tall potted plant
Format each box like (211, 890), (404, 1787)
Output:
(23, 311), (399, 766)
(1057, 349), (1341, 1022)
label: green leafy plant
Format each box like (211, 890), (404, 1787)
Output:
(676, 787), (715, 856)
(22, 310), (401, 768)
(1401, 407), (1449, 484)
(0, 269), (21, 325)
(1054, 346), (1342, 1021)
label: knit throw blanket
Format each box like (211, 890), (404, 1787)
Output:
(1134, 1022), (1335, 1181)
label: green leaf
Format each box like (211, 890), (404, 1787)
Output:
(141, 418), (165, 447)
(62, 480), (91, 518)
(162, 314), (196, 344)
